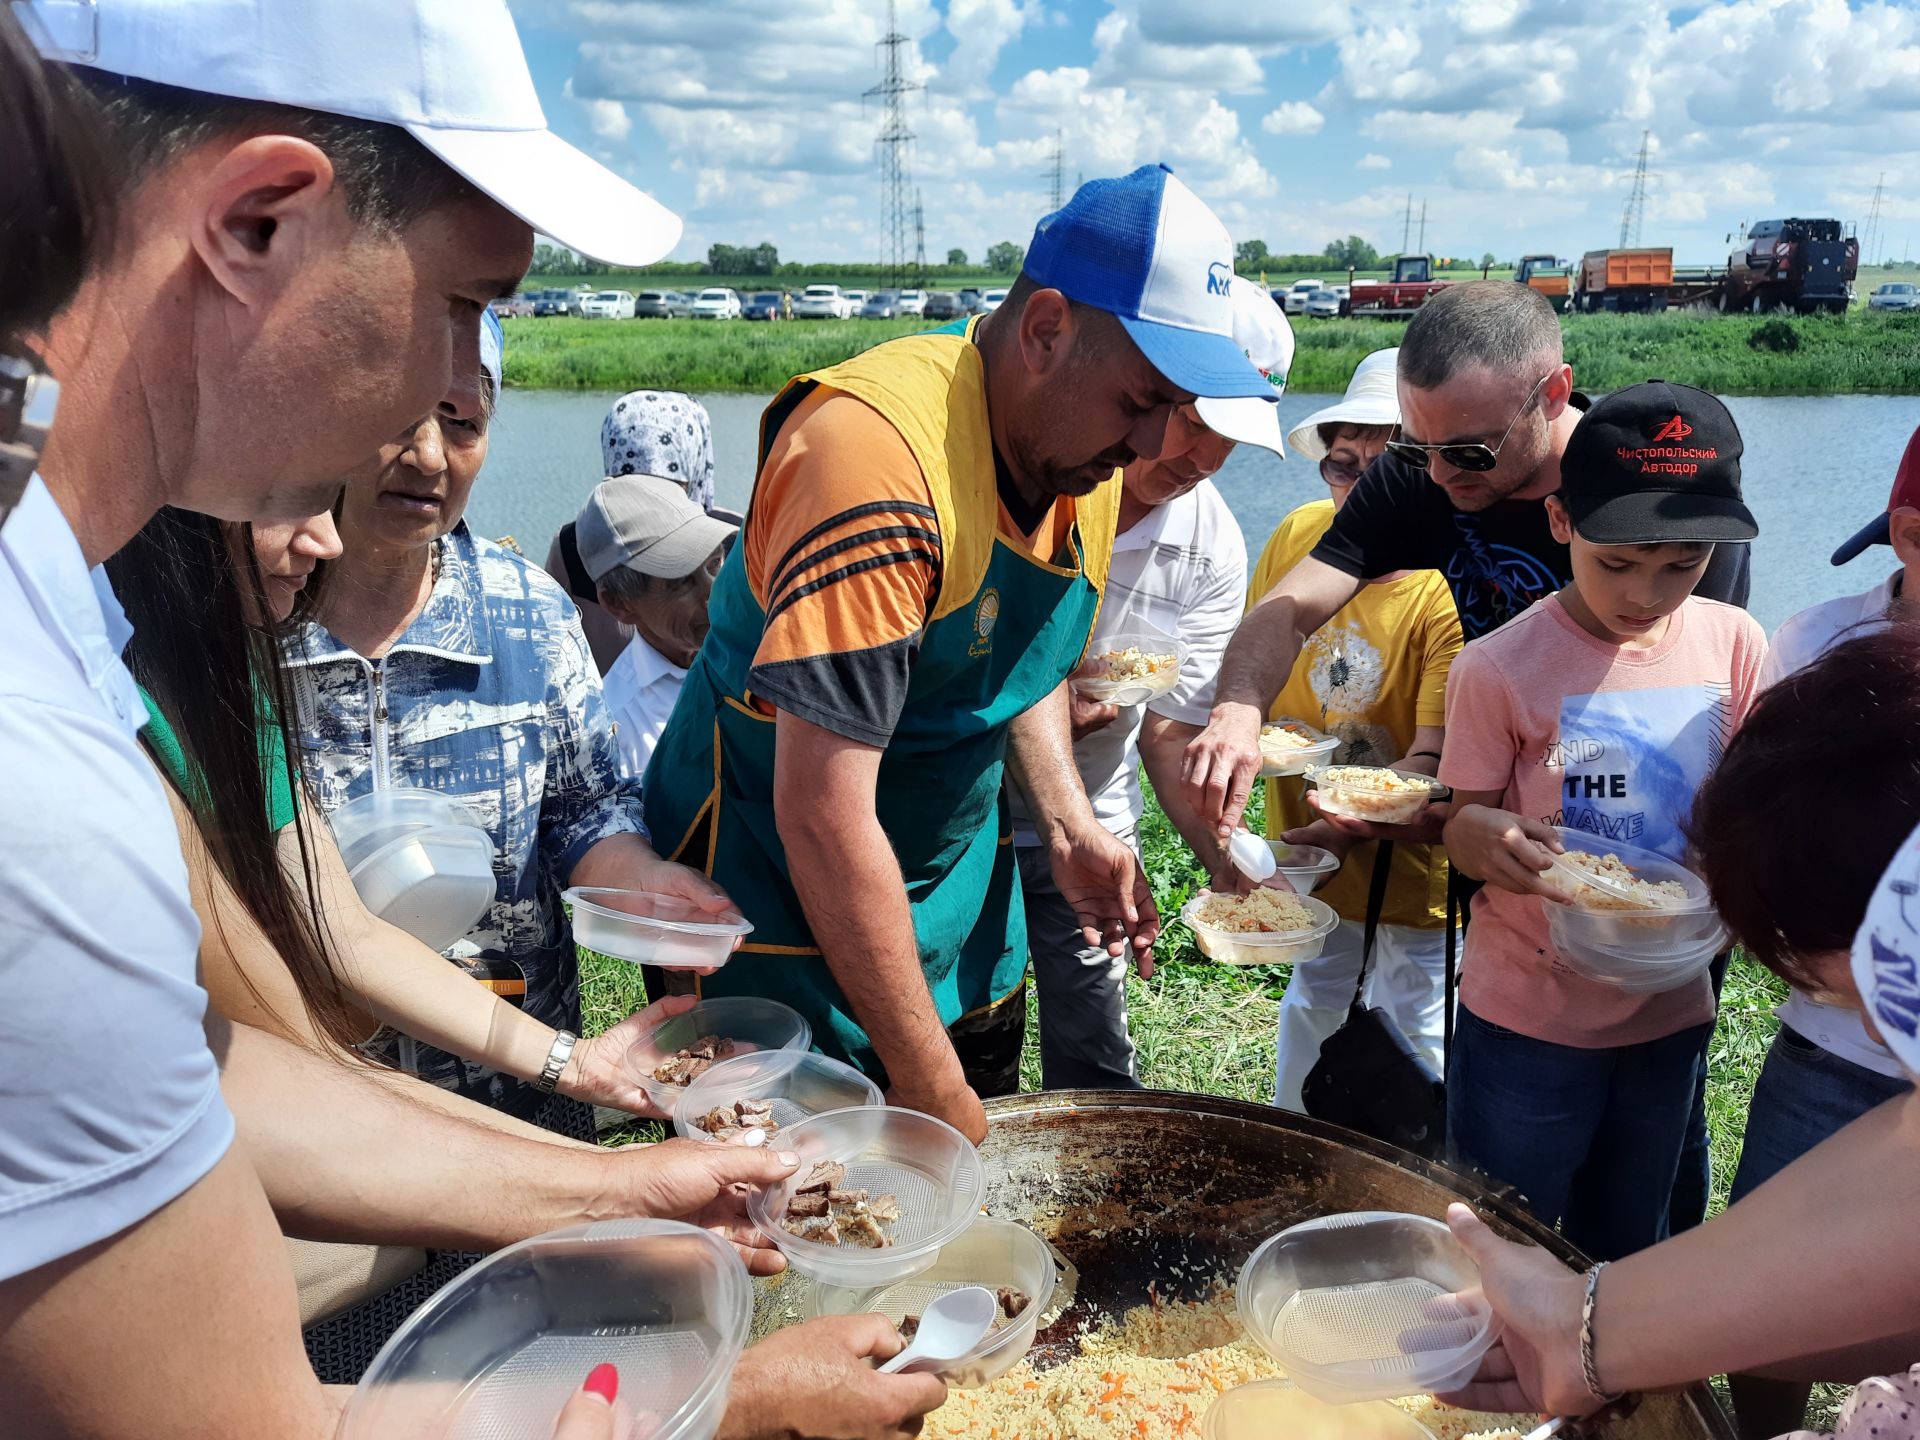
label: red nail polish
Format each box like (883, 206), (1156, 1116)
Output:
(583, 1362), (619, 1404)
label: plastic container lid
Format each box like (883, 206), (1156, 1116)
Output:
(1257, 720), (1340, 778)
(622, 997), (813, 1112)
(805, 1219), (1059, 1389)
(1546, 905), (1726, 992)
(747, 1107), (985, 1288)
(341, 1218), (751, 1440)
(565, 888), (754, 970)
(1303, 766), (1450, 825)
(1265, 842), (1340, 895)
(347, 825), (496, 952)
(1181, 892), (1340, 968)
(673, 1049), (882, 1144)
(1203, 1381), (1437, 1440)
(329, 785), (485, 873)
(1236, 1211), (1497, 1404)
(1541, 828), (1712, 914)
(1072, 629), (1191, 707)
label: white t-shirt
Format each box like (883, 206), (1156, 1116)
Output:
(601, 632), (688, 782)
(0, 478), (234, 1280)
(1764, 571), (1910, 1077)
(1011, 481), (1247, 843)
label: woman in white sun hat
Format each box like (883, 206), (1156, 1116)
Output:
(1246, 347), (1467, 1111)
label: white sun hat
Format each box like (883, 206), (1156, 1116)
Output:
(1192, 277), (1295, 458)
(19, 0), (681, 267)
(1285, 348), (1402, 463)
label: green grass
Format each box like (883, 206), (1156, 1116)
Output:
(506, 310), (1920, 396)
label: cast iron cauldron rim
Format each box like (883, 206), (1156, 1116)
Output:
(983, 1088), (1738, 1440)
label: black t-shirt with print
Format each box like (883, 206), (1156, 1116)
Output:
(1309, 449), (1752, 641)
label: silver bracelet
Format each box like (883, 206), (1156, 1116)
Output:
(1580, 1261), (1612, 1403)
(535, 1029), (578, 1095)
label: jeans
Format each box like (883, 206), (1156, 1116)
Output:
(1273, 918), (1448, 1112)
(1447, 1004), (1715, 1261)
(1729, 1024), (1914, 1203)
(1015, 837), (1143, 1090)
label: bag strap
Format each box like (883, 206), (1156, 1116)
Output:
(1443, 863), (1469, 1061)
(1345, 840), (1396, 1023)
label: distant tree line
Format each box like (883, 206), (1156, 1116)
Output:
(530, 238), (1035, 283)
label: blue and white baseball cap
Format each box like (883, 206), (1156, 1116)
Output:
(1853, 819), (1920, 1078)
(1194, 277), (1294, 457)
(480, 308), (504, 394)
(1026, 165), (1276, 403)
(19, 0), (681, 267)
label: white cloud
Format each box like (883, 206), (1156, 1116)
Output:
(943, 0), (1044, 94)
(582, 98), (631, 143)
(1358, 152), (1392, 170)
(1261, 101), (1325, 136)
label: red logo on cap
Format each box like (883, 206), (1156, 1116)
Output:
(1650, 414), (1693, 442)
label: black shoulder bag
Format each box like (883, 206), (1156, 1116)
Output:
(1301, 842), (1453, 1158)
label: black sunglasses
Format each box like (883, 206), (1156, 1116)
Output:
(1383, 371), (1553, 474)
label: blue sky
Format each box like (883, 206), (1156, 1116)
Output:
(510, 0), (1918, 270)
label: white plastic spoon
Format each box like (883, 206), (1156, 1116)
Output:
(877, 1286), (998, 1375)
(1226, 828), (1277, 884)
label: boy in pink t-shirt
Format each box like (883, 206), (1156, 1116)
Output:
(1438, 380), (1767, 1262)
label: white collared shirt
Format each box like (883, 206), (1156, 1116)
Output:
(1764, 571), (1909, 1077)
(601, 632), (689, 782)
(0, 478), (233, 1281)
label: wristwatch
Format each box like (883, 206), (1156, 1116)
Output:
(535, 1029), (579, 1095)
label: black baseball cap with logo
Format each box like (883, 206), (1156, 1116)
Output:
(1558, 379), (1757, 546)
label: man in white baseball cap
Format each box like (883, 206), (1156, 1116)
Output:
(0, 2), (947, 1435)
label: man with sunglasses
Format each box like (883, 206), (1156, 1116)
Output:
(1183, 281), (1751, 841)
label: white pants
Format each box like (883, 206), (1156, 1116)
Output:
(1273, 918), (1449, 1112)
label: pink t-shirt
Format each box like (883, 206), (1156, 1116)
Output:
(1440, 594), (1769, 1048)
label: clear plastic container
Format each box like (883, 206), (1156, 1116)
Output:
(1203, 1381), (1437, 1440)
(1547, 905), (1726, 992)
(341, 1218), (751, 1440)
(329, 785), (485, 871)
(747, 1107), (985, 1287)
(805, 1219), (1058, 1388)
(1303, 765), (1450, 825)
(1264, 842), (1340, 895)
(1539, 829), (1717, 943)
(565, 888), (754, 969)
(1072, 630), (1190, 706)
(1182, 892), (1339, 968)
(1236, 1211), (1497, 1404)
(347, 826), (496, 951)
(1257, 719), (1340, 778)
(673, 1050), (881, 1144)
(622, 997), (813, 1112)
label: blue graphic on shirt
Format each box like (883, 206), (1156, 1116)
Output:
(1867, 932), (1920, 1048)
(1549, 681), (1734, 860)
(1445, 516), (1562, 638)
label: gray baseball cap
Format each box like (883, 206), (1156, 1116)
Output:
(576, 474), (736, 583)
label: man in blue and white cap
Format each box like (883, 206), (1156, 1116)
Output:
(645, 164), (1275, 1144)
(1, 1), (946, 1434)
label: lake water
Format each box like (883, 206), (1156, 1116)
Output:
(473, 388), (1919, 633)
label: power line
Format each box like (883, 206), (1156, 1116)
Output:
(863, 0), (920, 289)
(1048, 129), (1065, 213)
(1620, 130), (1651, 249)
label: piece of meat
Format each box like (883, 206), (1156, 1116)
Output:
(796, 1160), (847, 1195)
(996, 1287), (1030, 1320)
(687, 1035), (721, 1060)
(786, 1190), (830, 1219)
(783, 1216), (841, 1245)
(737, 1098), (775, 1125)
(694, 1105), (739, 1134)
(897, 1314), (920, 1343)
(867, 1194), (901, 1223)
(826, 1188), (868, 1207)
(840, 1211), (892, 1249)
(709, 1126), (745, 1143)
(653, 1053), (711, 1086)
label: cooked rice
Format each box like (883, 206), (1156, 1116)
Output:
(1259, 722), (1319, 751)
(1192, 890), (1315, 935)
(1316, 765), (1436, 795)
(1101, 647), (1179, 683)
(1556, 851), (1690, 911)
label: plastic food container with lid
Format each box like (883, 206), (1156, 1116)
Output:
(673, 1049), (882, 1145)
(1547, 905), (1726, 992)
(340, 1218), (751, 1440)
(1263, 842), (1340, 895)
(1181, 892), (1339, 968)
(1256, 719), (1340, 778)
(805, 1218), (1059, 1388)
(1203, 1380), (1438, 1440)
(1539, 828), (1718, 938)
(747, 1107), (985, 1288)
(1303, 765), (1450, 826)
(1071, 629), (1190, 707)
(565, 887), (754, 969)
(622, 996), (813, 1112)
(327, 786), (496, 951)
(1236, 1211), (1498, 1404)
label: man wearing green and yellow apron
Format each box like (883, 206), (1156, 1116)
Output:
(645, 166), (1278, 1141)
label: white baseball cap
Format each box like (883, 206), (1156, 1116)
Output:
(1193, 278), (1294, 457)
(1852, 819), (1920, 1079)
(18, 0), (681, 266)
(1285, 348), (1401, 463)
(577, 475), (736, 584)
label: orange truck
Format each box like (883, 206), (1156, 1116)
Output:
(1570, 248), (1675, 312)
(1517, 254), (1572, 312)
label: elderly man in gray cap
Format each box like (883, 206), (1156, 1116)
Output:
(575, 474), (737, 779)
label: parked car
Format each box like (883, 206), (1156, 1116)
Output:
(488, 294), (535, 319)
(977, 287), (1010, 314)
(842, 289), (871, 314)
(691, 286), (742, 320)
(1282, 279), (1323, 315)
(527, 288), (582, 317)
(634, 289), (680, 318)
(742, 290), (784, 321)
(861, 290), (900, 319)
(958, 287), (983, 312)
(923, 290), (968, 320)
(794, 283), (853, 319)
(1869, 282), (1920, 313)
(896, 289), (928, 317)
(580, 289), (637, 319)
(1306, 284), (1350, 319)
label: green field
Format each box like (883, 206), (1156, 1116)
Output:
(504, 308), (1920, 396)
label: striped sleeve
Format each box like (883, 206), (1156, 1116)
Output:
(744, 390), (942, 748)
